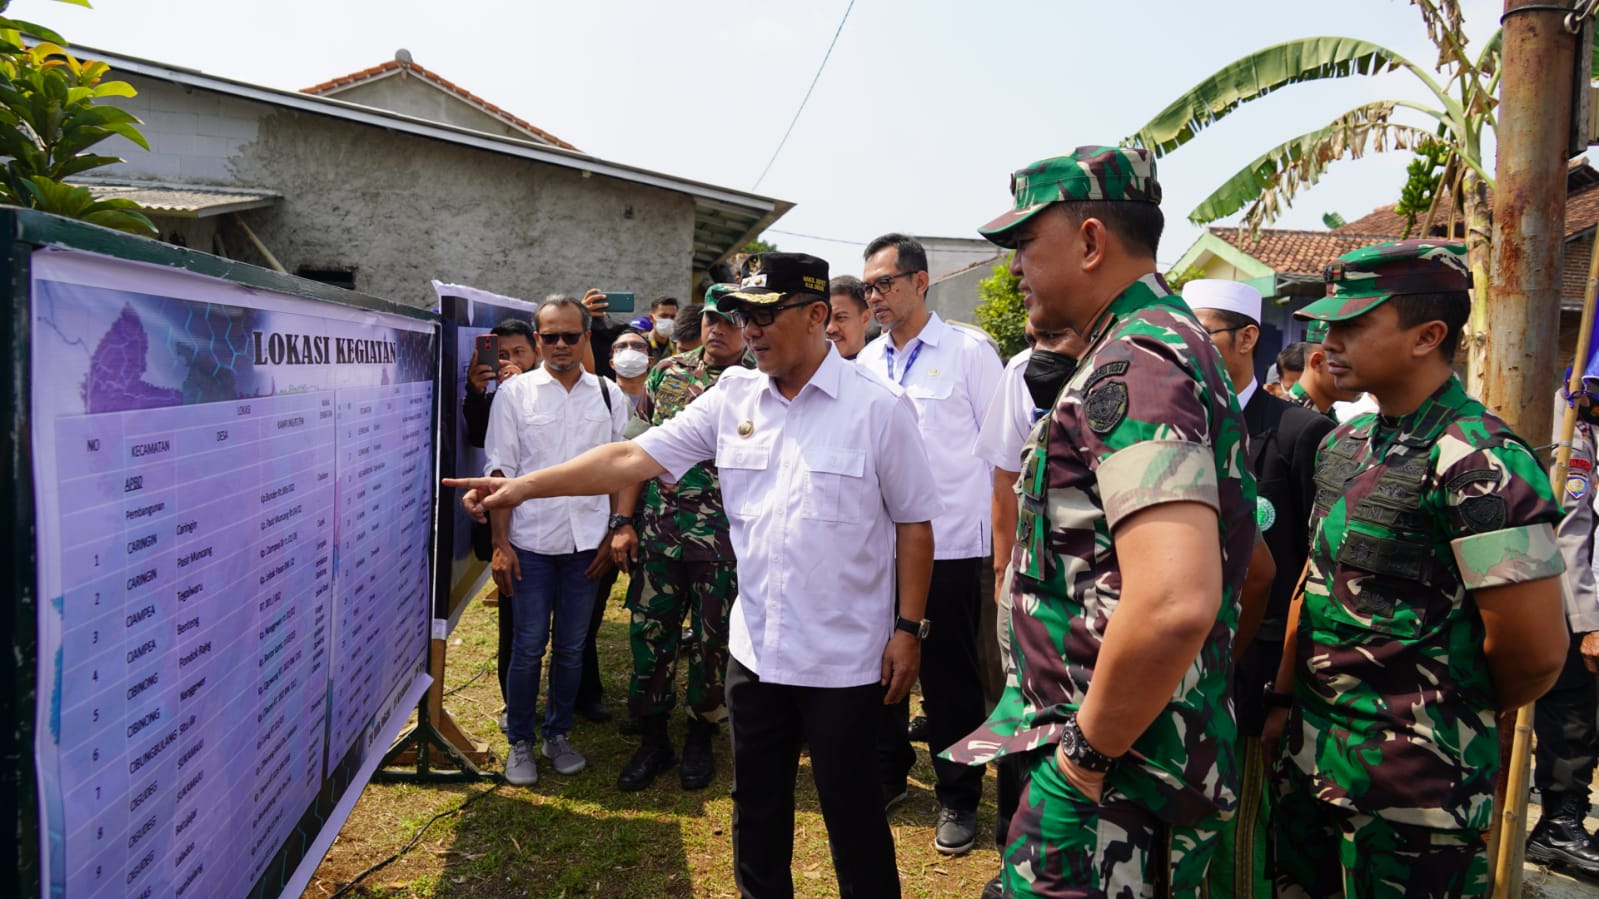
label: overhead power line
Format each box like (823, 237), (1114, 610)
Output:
(751, 0), (856, 191)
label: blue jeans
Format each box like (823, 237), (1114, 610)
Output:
(506, 547), (597, 744)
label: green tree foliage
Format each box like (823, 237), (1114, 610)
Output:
(0, 1), (155, 235)
(743, 236), (778, 254)
(974, 256), (1026, 359)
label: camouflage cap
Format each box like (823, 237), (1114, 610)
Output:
(703, 282), (737, 321)
(1305, 319), (1329, 344)
(1295, 239), (1471, 323)
(724, 252), (830, 305)
(979, 146), (1161, 248)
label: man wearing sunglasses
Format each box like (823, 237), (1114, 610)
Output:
(447, 252), (937, 897)
(481, 296), (632, 786)
(856, 233), (1003, 855)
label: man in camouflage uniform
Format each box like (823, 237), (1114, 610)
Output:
(944, 146), (1257, 897)
(611, 284), (754, 792)
(1268, 240), (1570, 898)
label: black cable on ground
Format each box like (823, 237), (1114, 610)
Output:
(327, 777), (505, 898)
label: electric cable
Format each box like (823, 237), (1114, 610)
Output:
(751, 0), (856, 190)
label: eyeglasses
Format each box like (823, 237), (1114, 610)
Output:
(613, 341), (648, 353)
(725, 299), (820, 329)
(1204, 325), (1247, 337)
(538, 331), (584, 346)
(862, 271), (917, 296)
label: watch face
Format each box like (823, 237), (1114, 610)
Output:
(1060, 724), (1079, 759)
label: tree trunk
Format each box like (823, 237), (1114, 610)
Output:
(1463, 171), (1493, 397)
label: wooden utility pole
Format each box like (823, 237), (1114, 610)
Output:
(1487, 1), (1584, 894)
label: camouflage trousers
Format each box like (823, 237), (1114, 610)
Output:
(1206, 735), (1273, 898)
(1003, 748), (1220, 898)
(625, 556), (734, 723)
(1275, 763), (1487, 898)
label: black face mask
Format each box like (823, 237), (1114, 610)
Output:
(1024, 350), (1079, 414)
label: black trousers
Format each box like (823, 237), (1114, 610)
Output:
(500, 565), (617, 708)
(727, 658), (900, 899)
(1533, 628), (1599, 809)
(877, 556), (986, 811)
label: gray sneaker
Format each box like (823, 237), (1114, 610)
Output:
(504, 740), (538, 786)
(542, 734), (587, 775)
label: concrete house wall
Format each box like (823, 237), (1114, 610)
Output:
(320, 76), (536, 142)
(94, 75), (698, 309)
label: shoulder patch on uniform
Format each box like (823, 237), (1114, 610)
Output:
(1084, 379), (1128, 434)
(1571, 457), (1593, 473)
(1256, 495), (1277, 532)
(1082, 359), (1129, 393)
(1445, 468), (1498, 493)
(1568, 473), (1590, 500)
(1459, 494), (1507, 533)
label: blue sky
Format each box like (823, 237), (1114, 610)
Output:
(16, 0), (1520, 279)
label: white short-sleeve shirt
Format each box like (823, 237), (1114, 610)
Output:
(974, 347), (1034, 473)
(634, 345), (942, 687)
(483, 368), (630, 555)
(856, 313), (1002, 559)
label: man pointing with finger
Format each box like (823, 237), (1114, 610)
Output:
(447, 251), (938, 898)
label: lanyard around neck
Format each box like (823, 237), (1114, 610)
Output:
(884, 341), (925, 385)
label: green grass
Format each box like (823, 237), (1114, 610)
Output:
(303, 576), (1001, 898)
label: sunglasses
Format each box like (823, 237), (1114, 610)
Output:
(538, 331), (584, 346)
(725, 299), (820, 329)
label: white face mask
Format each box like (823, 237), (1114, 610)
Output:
(654, 317), (676, 339)
(613, 347), (650, 377)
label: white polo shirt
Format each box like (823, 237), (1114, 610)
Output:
(483, 367), (630, 555)
(856, 313), (1002, 559)
(634, 345), (942, 688)
(974, 347), (1034, 473)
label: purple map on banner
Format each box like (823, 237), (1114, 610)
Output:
(82, 304), (182, 413)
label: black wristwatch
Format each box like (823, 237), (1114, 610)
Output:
(608, 513), (635, 531)
(1060, 713), (1116, 773)
(894, 616), (931, 639)
(1263, 681), (1295, 710)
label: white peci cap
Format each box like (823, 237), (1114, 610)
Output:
(1182, 279), (1262, 324)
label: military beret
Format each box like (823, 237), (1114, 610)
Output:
(1295, 239), (1471, 323)
(979, 146), (1162, 248)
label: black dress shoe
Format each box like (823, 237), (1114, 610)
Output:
(907, 715), (931, 743)
(617, 715), (644, 736)
(576, 702), (613, 723)
(617, 716), (676, 792)
(980, 872), (1004, 899)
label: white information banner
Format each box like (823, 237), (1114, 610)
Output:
(30, 249), (437, 899)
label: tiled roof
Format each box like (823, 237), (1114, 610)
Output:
(1208, 227), (1397, 276)
(303, 57), (579, 151)
(1336, 161), (1599, 242)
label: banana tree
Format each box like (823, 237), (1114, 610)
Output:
(1124, 1), (1504, 391)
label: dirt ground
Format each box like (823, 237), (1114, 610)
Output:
(300, 579), (1001, 898)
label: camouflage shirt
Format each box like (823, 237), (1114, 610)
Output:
(638, 346), (755, 560)
(944, 274), (1257, 827)
(1287, 381), (1334, 421)
(1284, 376), (1564, 830)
